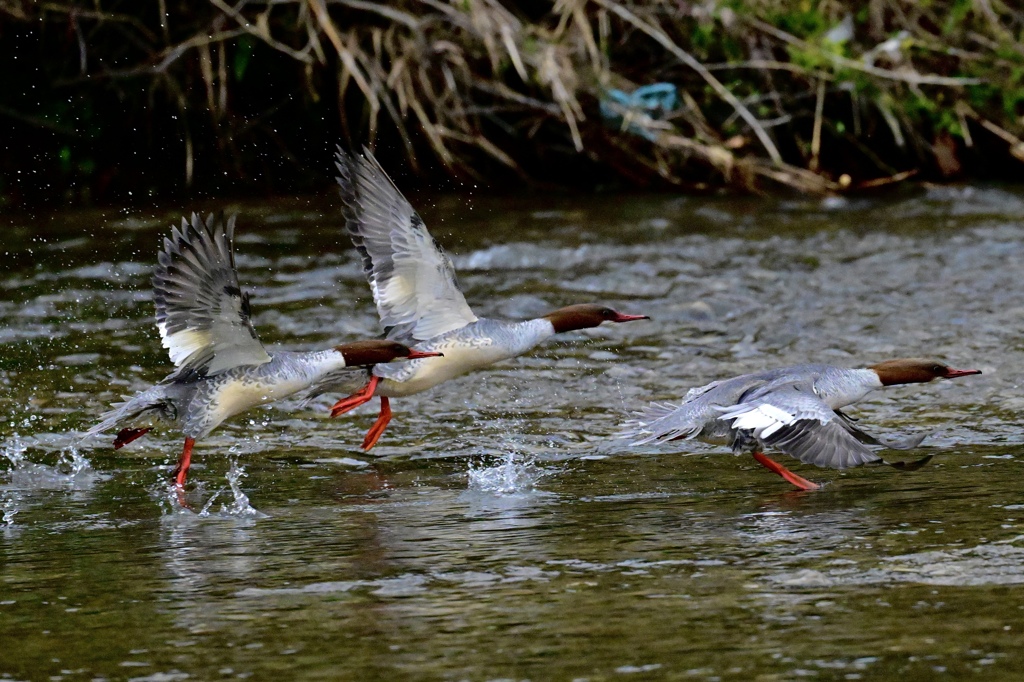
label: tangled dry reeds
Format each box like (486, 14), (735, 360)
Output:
(3, 0), (1023, 200)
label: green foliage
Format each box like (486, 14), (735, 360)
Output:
(689, 22), (715, 58)
(59, 147), (72, 174)
(234, 36), (255, 82)
(766, 6), (827, 39)
(942, 0), (975, 36)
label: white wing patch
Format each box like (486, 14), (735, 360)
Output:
(152, 213), (271, 374)
(157, 323), (212, 368)
(717, 403), (799, 439)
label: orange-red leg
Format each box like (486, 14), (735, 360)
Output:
(171, 437), (196, 487)
(360, 397), (393, 451)
(330, 376), (380, 418)
(752, 451), (821, 491)
(113, 427), (151, 449)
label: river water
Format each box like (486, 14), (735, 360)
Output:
(2, 185), (1024, 680)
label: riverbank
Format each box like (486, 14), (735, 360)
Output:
(2, 1), (1022, 207)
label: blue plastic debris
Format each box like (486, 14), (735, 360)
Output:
(599, 83), (679, 140)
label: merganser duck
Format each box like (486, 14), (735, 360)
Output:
(308, 149), (649, 450)
(84, 213), (440, 487)
(620, 359), (981, 490)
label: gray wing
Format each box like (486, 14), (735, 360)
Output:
(716, 383), (881, 469)
(620, 377), (762, 445)
(835, 410), (929, 450)
(336, 147), (478, 345)
(152, 213), (271, 375)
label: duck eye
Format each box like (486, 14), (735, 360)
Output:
(601, 308), (614, 318)
(931, 365), (944, 373)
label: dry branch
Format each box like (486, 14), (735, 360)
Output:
(5, 0), (1023, 202)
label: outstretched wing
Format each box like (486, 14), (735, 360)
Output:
(835, 409), (930, 451)
(717, 383), (882, 470)
(336, 147), (478, 345)
(619, 376), (759, 445)
(152, 213), (271, 375)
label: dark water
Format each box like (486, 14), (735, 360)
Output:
(3, 186), (1024, 680)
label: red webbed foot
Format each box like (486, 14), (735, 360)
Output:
(360, 397), (393, 451)
(752, 452), (821, 491)
(330, 376), (381, 418)
(113, 427), (151, 449)
(171, 437), (196, 488)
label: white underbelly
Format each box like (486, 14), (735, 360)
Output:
(378, 346), (512, 397)
(207, 376), (310, 425)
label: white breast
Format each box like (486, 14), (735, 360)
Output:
(189, 350), (349, 436)
(820, 368), (884, 409)
(377, 318), (556, 397)
(378, 343), (513, 397)
(205, 375), (309, 426)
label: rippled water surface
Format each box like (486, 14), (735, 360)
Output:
(3, 186), (1024, 679)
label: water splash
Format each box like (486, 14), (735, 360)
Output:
(56, 444), (91, 476)
(0, 440), (22, 526)
(3, 436), (99, 485)
(0, 495), (18, 527)
(188, 460), (268, 519)
(1, 434), (28, 470)
(467, 451), (548, 495)
(159, 450), (267, 519)
(1, 436), (100, 526)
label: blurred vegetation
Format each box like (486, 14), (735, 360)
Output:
(1, 0), (1023, 207)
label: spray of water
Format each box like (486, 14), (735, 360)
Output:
(1, 435), (26, 528)
(182, 459), (268, 519)
(465, 412), (555, 496)
(56, 445), (91, 476)
(1, 434), (28, 469)
(0, 440), (22, 525)
(2, 435), (101, 526)
(0, 497), (17, 527)
(467, 451), (549, 495)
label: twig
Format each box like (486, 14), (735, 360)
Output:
(657, 131), (838, 194)
(971, 116), (1024, 162)
(955, 101), (973, 148)
(208, 0), (314, 63)
(857, 169), (918, 189)
(71, 10), (87, 73)
(0, 2), (28, 19)
(0, 104), (80, 135)
(157, 0), (169, 42)
(704, 59), (830, 79)
(436, 126), (520, 171)
(54, 28), (248, 84)
(327, 0), (419, 30)
(38, 3), (158, 42)
(471, 80), (562, 115)
(810, 78), (825, 172)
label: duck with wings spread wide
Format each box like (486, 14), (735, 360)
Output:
(86, 213), (440, 486)
(308, 149), (649, 450)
